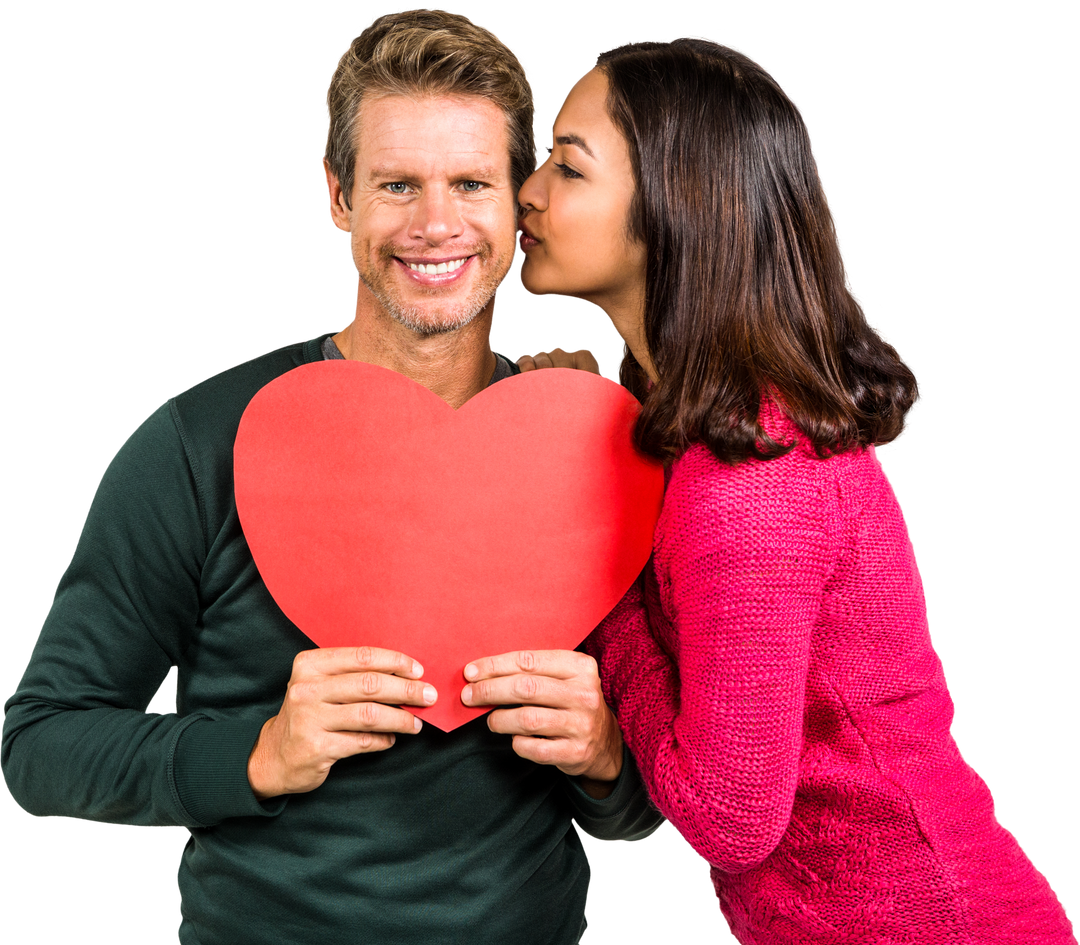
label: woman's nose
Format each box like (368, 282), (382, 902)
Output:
(517, 162), (548, 213)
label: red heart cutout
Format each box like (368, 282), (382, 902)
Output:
(234, 361), (663, 731)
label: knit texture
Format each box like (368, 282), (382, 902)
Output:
(588, 403), (1074, 944)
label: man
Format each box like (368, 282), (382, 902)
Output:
(2, 11), (659, 945)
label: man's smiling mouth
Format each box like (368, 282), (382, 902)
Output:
(402, 256), (473, 275)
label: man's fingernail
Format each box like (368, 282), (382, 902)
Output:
(463, 663), (478, 680)
(461, 685), (473, 704)
(412, 661), (424, 677)
(413, 717), (423, 733)
(423, 685), (437, 705)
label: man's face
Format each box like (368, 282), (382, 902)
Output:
(335, 93), (518, 335)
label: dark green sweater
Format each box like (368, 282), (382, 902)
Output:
(3, 336), (661, 945)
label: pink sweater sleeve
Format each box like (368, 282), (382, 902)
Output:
(588, 448), (836, 873)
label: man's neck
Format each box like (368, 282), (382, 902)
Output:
(333, 294), (498, 410)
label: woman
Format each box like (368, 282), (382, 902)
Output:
(517, 41), (1074, 943)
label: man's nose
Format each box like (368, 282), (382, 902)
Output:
(409, 188), (465, 244)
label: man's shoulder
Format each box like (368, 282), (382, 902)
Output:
(109, 334), (330, 479)
(169, 335), (328, 445)
(174, 336), (326, 413)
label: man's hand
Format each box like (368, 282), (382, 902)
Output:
(516, 348), (600, 374)
(247, 647), (436, 800)
(461, 650), (623, 798)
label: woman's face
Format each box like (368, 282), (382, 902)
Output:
(517, 69), (646, 318)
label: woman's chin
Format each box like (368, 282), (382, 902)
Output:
(520, 257), (601, 304)
(519, 259), (557, 296)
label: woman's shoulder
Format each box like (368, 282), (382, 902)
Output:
(664, 439), (822, 535)
(664, 417), (884, 539)
(657, 439), (847, 577)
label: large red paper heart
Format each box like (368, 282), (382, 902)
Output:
(234, 361), (663, 731)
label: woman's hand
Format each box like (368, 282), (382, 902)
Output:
(517, 348), (600, 374)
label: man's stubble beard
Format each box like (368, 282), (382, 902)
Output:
(359, 241), (511, 338)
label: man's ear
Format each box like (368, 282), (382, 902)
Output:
(324, 159), (352, 232)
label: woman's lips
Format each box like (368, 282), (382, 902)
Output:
(518, 223), (540, 251)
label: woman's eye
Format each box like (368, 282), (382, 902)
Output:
(461, 181), (482, 192)
(387, 182), (409, 194)
(554, 163), (583, 180)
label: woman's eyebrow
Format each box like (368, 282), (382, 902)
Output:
(556, 133), (595, 158)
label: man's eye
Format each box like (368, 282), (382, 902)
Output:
(387, 182), (409, 194)
(461, 181), (482, 192)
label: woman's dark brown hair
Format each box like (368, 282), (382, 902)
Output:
(597, 40), (917, 464)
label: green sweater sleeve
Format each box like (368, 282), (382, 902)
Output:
(2, 403), (279, 828)
(563, 744), (664, 841)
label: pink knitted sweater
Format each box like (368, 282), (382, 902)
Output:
(588, 409), (1074, 943)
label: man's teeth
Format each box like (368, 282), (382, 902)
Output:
(407, 258), (468, 275)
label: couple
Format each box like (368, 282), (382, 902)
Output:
(3, 9), (1073, 945)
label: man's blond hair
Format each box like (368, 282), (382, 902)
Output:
(319, 6), (540, 207)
